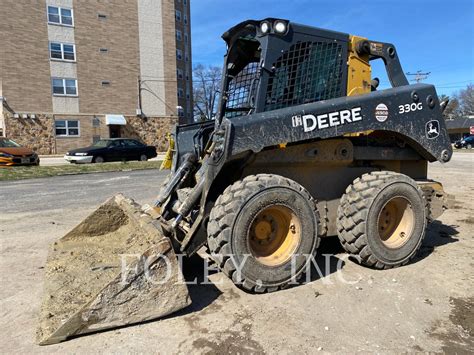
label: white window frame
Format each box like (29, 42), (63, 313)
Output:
(47, 6), (74, 27)
(176, 49), (183, 60)
(49, 42), (76, 62)
(176, 30), (182, 41)
(55, 120), (80, 137)
(175, 10), (182, 22)
(184, 14), (188, 25)
(178, 88), (184, 99)
(52, 78), (78, 97)
(177, 68), (184, 80)
(184, 33), (189, 44)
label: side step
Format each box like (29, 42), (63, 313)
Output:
(36, 194), (191, 345)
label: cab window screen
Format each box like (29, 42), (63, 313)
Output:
(265, 41), (344, 111)
(226, 62), (260, 118)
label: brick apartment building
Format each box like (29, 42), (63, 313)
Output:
(0, 0), (193, 154)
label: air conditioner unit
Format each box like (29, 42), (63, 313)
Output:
(21, 114), (28, 119)
(30, 114), (36, 119)
(13, 113), (20, 119)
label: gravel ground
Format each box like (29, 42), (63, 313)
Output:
(0, 153), (472, 354)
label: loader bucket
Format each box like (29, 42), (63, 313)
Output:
(36, 194), (191, 345)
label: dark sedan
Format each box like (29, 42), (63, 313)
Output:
(64, 138), (157, 164)
(454, 135), (474, 149)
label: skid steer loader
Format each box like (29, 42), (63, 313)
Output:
(37, 18), (452, 345)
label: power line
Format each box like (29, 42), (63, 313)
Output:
(406, 70), (431, 83)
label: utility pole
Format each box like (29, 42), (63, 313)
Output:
(406, 70), (431, 83)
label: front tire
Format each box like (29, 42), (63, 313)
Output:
(207, 174), (320, 293)
(139, 154), (148, 161)
(337, 171), (426, 269)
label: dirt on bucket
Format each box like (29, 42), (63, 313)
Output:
(36, 194), (190, 345)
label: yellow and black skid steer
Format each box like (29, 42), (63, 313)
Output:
(37, 18), (452, 345)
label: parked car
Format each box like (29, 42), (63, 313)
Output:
(454, 135), (474, 149)
(64, 138), (157, 164)
(0, 137), (40, 166)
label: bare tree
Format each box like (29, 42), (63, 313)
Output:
(439, 84), (474, 119)
(193, 64), (222, 121)
(458, 84), (474, 116)
(439, 94), (460, 119)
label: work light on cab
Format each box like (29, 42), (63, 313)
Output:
(274, 20), (288, 34)
(260, 21), (270, 34)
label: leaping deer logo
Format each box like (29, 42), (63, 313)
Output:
(426, 121), (440, 139)
(428, 123), (438, 135)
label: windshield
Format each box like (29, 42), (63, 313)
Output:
(92, 140), (112, 148)
(0, 138), (21, 148)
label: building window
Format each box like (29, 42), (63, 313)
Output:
(176, 30), (182, 41)
(185, 52), (190, 62)
(49, 42), (76, 61)
(184, 14), (188, 25)
(176, 49), (183, 60)
(48, 6), (74, 26)
(185, 70), (190, 81)
(186, 88), (190, 100)
(52, 78), (78, 96)
(177, 68), (184, 80)
(175, 10), (181, 22)
(183, 0), (187, 5)
(55, 120), (80, 137)
(178, 88), (184, 99)
(184, 33), (189, 44)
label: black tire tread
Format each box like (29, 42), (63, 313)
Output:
(207, 174), (320, 293)
(336, 171), (426, 270)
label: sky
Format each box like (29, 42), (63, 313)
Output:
(190, 0), (474, 97)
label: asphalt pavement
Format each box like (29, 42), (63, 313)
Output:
(0, 169), (168, 214)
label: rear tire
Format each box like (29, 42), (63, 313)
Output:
(93, 156), (104, 163)
(207, 174), (320, 293)
(337, 171), (426, 269)
(467, 144), (472, 149)
(139, 154), (148, 161)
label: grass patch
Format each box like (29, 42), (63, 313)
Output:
(0, 160), (163, 181)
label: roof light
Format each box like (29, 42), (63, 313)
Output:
(260, 21), (271, 34)
(274, 21), (287, 34)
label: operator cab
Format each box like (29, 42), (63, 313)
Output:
(218, 19), (349, 120)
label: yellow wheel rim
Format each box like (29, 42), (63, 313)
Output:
(377, 196), (415, 249)
(248, 205), (301, 267)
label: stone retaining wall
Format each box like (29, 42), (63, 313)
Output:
(122, 116), (177, 151)
(4, 113), (56, 154)
(4, 112), (178, 154)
